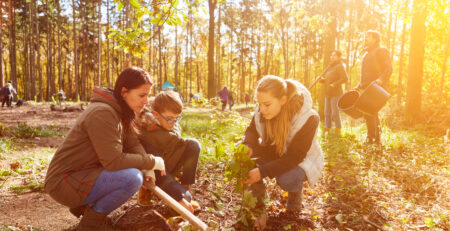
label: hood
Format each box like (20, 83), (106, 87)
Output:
(293, 81), (313, 116)
(136, 103), (161, 131)
(90, 87), (122, 113)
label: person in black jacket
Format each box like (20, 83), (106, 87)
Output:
(320, 50), (348, 134)
(355, 30), (392, 144)
(242, 75), (323, 230)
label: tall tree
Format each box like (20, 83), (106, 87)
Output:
(207, 0), (216, 98)
(0, 1), (4, 87)
(406, 0), (426, 116)
(73, 0), (79, 100)
(8, 0), (17, 88)
(106, 0), (111, 88)
(97, 0), (102, 86)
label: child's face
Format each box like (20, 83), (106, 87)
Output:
(156, 110), (181, 131)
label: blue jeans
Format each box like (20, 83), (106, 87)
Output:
(144, 139), (200, 201)
(276, 166), (307, 192)
(364, 112), (380, 142)
(250, 166), (306, 208)
(83, 168), (143, 215)
(325, 97), (341, 129)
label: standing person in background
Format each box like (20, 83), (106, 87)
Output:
(45, 67), (165, 231)
(1, 80), (17, 108)
(245, 93), (250, 108)
(218, 86), (230, 111)
(319, 50), (348, 135)
(355, 30), (392, 144)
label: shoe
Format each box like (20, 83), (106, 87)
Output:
(286, 191), (302, 212)
(137, 187), (153, 206)
(77, 206), (114, 231)
(69, 205), (86, 218)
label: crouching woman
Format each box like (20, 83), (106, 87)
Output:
(243, 75), (324, 230)
(44, 67), (165, 231)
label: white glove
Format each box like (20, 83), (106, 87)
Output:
(142, 156), (165, 180)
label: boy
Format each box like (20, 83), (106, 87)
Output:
(137, 91), (200, 213)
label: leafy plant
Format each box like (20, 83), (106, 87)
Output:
(226, 144), (264, 230)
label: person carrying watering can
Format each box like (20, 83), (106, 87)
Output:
(355, 30), (393, 144)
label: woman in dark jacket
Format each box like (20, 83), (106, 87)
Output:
(320, 50), (348, 134)
(45, 67), (165, 230)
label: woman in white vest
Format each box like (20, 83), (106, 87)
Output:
(243, 75), (323, 229)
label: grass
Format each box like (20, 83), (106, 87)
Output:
(180, 109), (250, 162)
(318, 121), (449, 230)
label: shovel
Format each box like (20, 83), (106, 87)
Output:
(145, 182), (209, 231)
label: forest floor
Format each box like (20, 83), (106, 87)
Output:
(0, 102), (448, 231)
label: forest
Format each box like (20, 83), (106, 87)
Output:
(0, 0), (449, 230)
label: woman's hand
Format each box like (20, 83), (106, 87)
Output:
(244, 168), (261, 185)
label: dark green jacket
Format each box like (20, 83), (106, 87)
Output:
(137, 106), (188, 174)
(44, 87), (157, 208)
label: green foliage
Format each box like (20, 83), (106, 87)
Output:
(225, 144), (264, 230)
(225, 144), (253, 193)
(0, 138), (15, 154)
(180, 111), (249, 163)
(11, 123), (64, 139)
(110, 0), (185, 57)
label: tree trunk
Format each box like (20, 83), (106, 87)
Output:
(98, 0), (102, 86)
(216, 3), (221, 89)
(9, 0), (17, 89)
(57, 2), (62, 91)
(174, 25), (179, 87)
(30, 0), (37, 98)
(73, 0), (79, 100)
(406, 0), (426, 117)
(0, 4), (3, 87)
(46, 0), (52, 101)
(106, 0), (111, 88)
(397, 16), (407, 104)
(440, 34), (449, 103)
(207, 0), (216, 98)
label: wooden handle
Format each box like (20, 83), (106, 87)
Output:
(148, 185), (209, 231)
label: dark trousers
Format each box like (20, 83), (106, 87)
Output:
(143, 139), (200, 201)
(1, 95), (12, 107)
(221, 100), (227, 111)
(364, 112), (380, 142)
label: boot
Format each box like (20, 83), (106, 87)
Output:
(69, 205), (86, 218)
(286, 192), (302, 212)
(77, 206), (114, 231)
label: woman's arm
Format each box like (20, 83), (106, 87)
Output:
(85, 108), (157, 171)
(258, 115), (319, 179)
(242, 116), (260, 151)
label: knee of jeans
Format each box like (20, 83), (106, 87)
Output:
(186, 139), (201, 156)
(124, 168), (143, 191)
(277, 174), (303, 192)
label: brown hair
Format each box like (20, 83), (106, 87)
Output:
(366, 30), (381, 45)
(256, 75), (304, 156)
(153, 91), (183, 114)
(113, 67), (153, 133)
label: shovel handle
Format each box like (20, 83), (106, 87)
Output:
(148, 184), (209, 231)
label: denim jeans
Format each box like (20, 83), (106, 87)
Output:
(83, 168), (143, 215)
(324, 97), (341, 129)
(144, 138), (200, 201)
